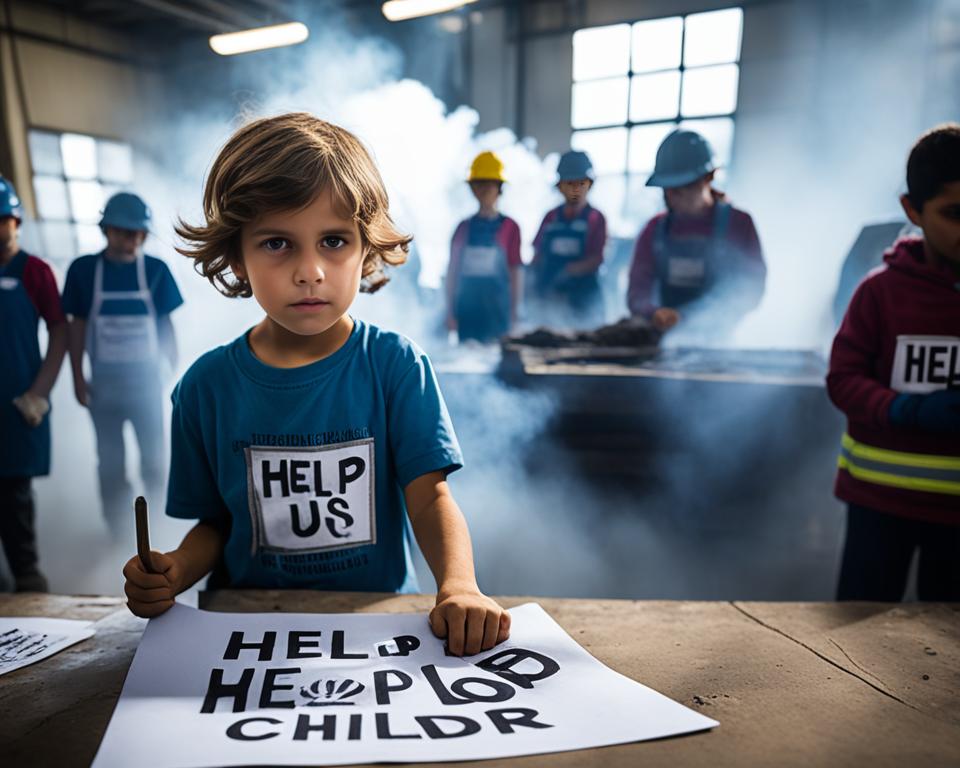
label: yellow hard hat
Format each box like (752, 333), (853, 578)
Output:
(468, 151), (507, 182)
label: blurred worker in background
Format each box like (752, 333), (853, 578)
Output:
(627, 129), (765, 341)
(828, 123), (960, 601)
(532, 150), (607, 328)
(446, 151), (522, 342)
(0, 176), (67, 592)
(62, 192), (183, 540)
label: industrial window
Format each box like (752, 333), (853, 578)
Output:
(570, 8), (742, 224)
(28, 130), (134, 264)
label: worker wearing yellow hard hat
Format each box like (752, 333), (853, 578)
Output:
(446, 151), (522, 342)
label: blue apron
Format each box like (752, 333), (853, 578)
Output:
(536, 205), (602, 320)
(0, 251), (51, 477)
(455, 215), (511, 342)
(653, 202), (732, 311)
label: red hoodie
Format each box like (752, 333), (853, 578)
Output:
(827, 236), (960, 524)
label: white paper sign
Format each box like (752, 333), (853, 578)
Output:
(890, 335), (960, 393)
(0, 617), (95, 676)
(246, 440), (376, 554)
(92, 603), (716, 767)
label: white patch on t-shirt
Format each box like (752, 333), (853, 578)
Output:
(666, 256), (706, 286)
(460, 245), (500, 277)
(245, 439), (375, 554)
(890, 335), (960, 393)
(0, 277), (20, 290)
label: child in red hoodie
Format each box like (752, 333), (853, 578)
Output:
(827, 124), (960, 601)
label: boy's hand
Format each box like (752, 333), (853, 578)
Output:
(74, 378), (90, 408)
(430, 587), (511, 657)
(122, 550), (185, 618)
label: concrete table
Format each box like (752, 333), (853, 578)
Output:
(1, 592), (958, 767)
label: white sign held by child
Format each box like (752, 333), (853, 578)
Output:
(92, 603), (716, 767)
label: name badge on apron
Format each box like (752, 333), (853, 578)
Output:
(0, 277), (19, 290)
(246, 439), (376, 555)
(667, 256), (707, 287)
(460, 245), (500, 277)
(95, 315), (157, 363)
(549, 236), (582, 258)
(890, 335), (960, 393)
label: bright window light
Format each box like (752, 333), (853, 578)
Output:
(28, 132), (62, 176)
(33, 176), (71, 220)
(97, 140), (134, 184)
(684, 8), (743, 67)
(628, 122), (678, 174)
(67, 180), (105, 224)
(572, 77), (629, 129)
(571, 127), (629, 175)
(209, 22), (309, 56)
(630, 71), (681, 122)
(680, 116), (735, 167)
(631, 17), (682, 73)
(681, 64), (740, 117)
(61, 133), (97, 180)
(38, 221), (76, 262)
(382, 0), (477, 22)
(573, 24), (630, 81)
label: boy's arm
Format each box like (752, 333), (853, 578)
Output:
(405, 471), (510, 656)
(123, 520), (225, 618)
(509, 267), (522, 327)
(826, 283), (897, 426)
(157, 313), (178, 370)
(66, 317), (89, 406)
(27, 321), (67, 399)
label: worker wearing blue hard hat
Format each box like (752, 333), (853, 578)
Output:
(531, 149), (608, 327)
(0, 176), (68, 592)
(627, 129), (766, 340)
(61, 191), (183, 539)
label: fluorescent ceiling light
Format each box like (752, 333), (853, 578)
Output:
(382, 0), (477, 22)
(209, 22), (309, 56)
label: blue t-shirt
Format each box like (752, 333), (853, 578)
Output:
(62, 251), (184, 319)
(166, 319), (463, 593)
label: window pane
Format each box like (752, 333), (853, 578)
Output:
(28, 131), (63, 176)
(67, 180), (105, 224)
(681, 64), (739, 117)
(624, 174), (666, 227)
(571, 127), (628, 175)
(97, 140), (133, 184)
(573, 24), (630, 81)
(33, 175), (71, 220)
(61, 133), (98, 180)
(628, 122), (677, 174)
(630, 71), (681, 122)
(684, 8), (743, 67)
(75, 223), (104, 256)
(572, 77), (629, 129)
(680, 116), (735, 168)
(631, 16), (682, 73)
(38, 220), (77, 262)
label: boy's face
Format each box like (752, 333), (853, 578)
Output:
(901, 181), (960, 266)
(237, 188), (365, 337)
(0, 216), (19, 257)
(663, 175), (713, 215)
(558, 179), (591, 206)
(104, 226), (146, 258)
(469, 180), (501, 208)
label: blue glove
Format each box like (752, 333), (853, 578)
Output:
(888, 390), (960, 433)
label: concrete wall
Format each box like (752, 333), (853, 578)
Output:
(0, 0), (166, 216)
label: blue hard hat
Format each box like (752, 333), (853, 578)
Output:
(557, 150), (595, 182)
(0, 176), (23, 221)
(646, 129), (716, 189)
(99, 192), (151, 232)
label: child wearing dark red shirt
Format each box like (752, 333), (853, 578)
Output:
(828, 124), (960, 601)
(0, 176), (67, 592)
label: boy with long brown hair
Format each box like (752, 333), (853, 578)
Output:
(122, 113), (510, 656)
